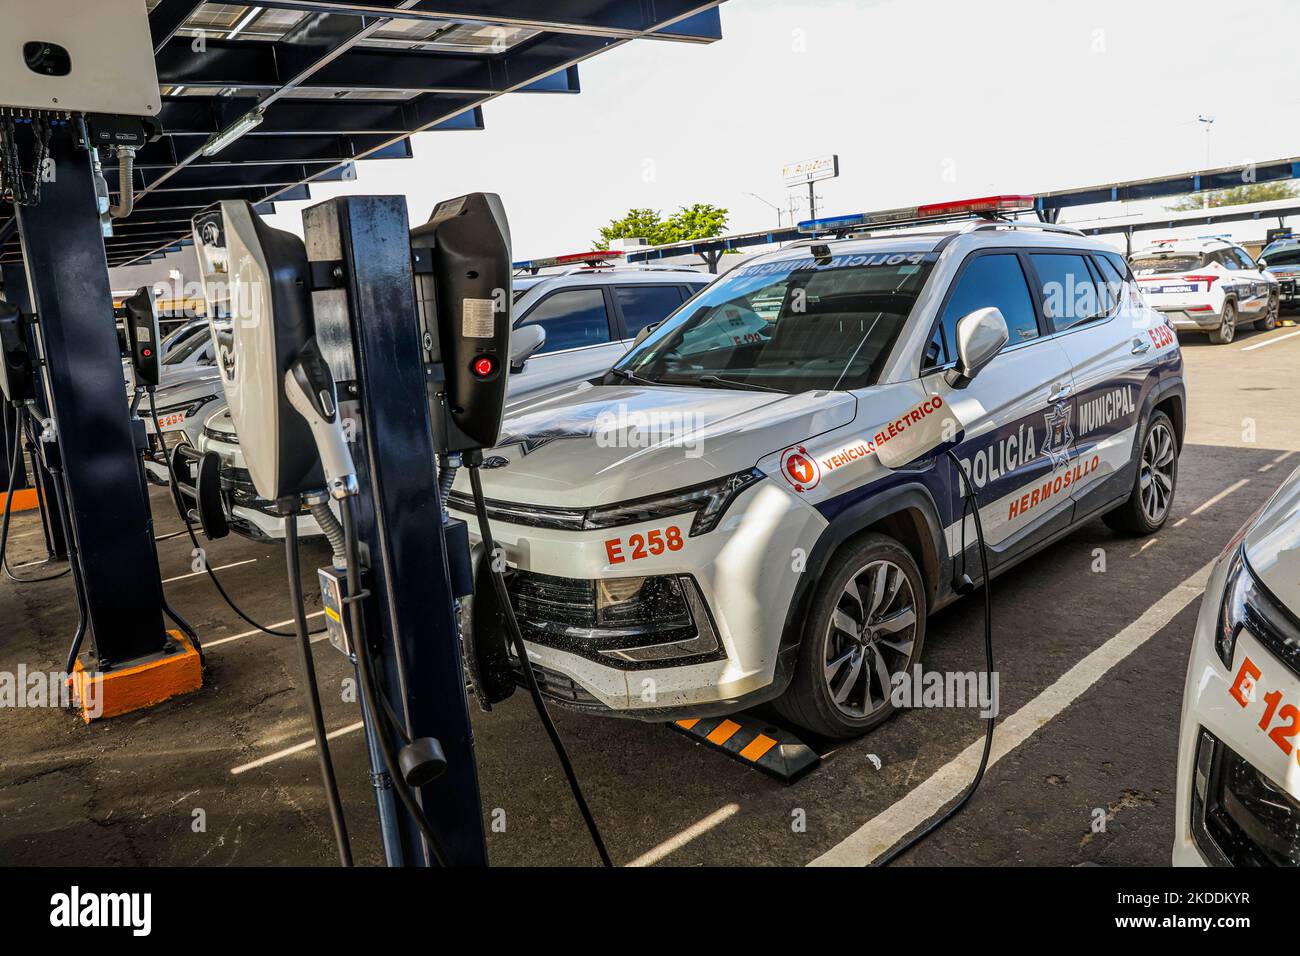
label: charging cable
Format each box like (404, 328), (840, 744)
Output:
(146, 388), (304, 640)
(1, 405), (69, 583)
(874, 449), (995, 866)
(285, 507), (353, 866)
(467, 460), (612, 867)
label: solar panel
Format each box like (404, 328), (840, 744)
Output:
(0, 1), (724, 270)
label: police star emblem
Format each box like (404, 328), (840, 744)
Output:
(1042, 401), (1075, 469)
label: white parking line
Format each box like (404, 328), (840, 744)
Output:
(1241, 329), (1300, 351)
(162, 558), (256, 584)
(626, 804), (740, 867)
(1259, 450), (1295, 473)
(231, 720), (364, 775)
(808, 559), (1215, 867)
(204, 611), (326, 649)
(1189, 478), (1249, 516)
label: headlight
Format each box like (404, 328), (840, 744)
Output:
(595, 575), (692, 628)
(1216, 545), (1300, 672)
(584, 468), (763, 537)
(1193, 729), (1300, 866)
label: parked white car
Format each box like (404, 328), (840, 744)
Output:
(1172, 463), (1300, 866)
(1130, 237), (1279, 344)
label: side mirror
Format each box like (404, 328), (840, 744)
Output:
(945, 307), (1008, 389)
(632, 321), (661, 348)
(510, 324), (545, 372)
(1257, 258), (1268, 268)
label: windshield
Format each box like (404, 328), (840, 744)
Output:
(1130, 253), (1203, 275)
(162, 323), (226, 367)
(613, 250), (933, 392)
(159, 322), (201, 354)
(1262, 245), (1300, 267)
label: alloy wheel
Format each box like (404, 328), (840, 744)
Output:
(822, 559), (917, 719)
(1219, 304), (1236, 343)
(1139, 421), (1175, 524)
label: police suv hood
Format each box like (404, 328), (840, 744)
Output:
(1242, 463), (1300, 612)
(457, 383), (857, 507)
(157, 363), (220, 390)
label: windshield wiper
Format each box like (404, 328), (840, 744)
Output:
(696, 374), (787, 394)
(610, 367), (662, 387)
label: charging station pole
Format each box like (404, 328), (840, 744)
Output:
(13, 127), (168, 664)
(1, 261), (67, 561)
(303, 195), (488, 867)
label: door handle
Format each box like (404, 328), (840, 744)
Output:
(1048, 382), (1072, 402)
(1130, 337), (1151, 354)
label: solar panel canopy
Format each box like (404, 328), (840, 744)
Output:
(0, 1), (723, 270)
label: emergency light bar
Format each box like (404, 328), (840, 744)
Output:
(797, 195), (1035, 235)
(511, 249), (624, 273)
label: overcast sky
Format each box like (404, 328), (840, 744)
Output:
(256, 0), (1300, 258)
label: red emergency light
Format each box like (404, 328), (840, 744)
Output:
(512, 249), (625, 272)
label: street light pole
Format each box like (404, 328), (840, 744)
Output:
(745, 192), (783, 229)
(1197, 114), (1215, 210)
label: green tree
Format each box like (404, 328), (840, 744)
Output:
(595, 203), (729, 249)
(1166, 181), (1299, 211)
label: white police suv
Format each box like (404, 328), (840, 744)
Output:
(1173, 463), (1300, 866)
(1130, 237), (1279, 344)
(452, 195), (1187, 738)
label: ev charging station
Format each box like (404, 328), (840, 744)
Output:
(191, 192), (522, 866)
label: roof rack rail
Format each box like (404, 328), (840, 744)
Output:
(962, 219), (1085, 238)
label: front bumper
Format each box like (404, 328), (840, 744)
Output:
(196, 431), (323, 541)
(452, 478), (827, 718)
(1173, 553), (1300, 866)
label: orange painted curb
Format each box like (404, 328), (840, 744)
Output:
(0, 488), (39, 513)
(71, 629), (202, 722)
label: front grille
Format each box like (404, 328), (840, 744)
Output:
(511, 658), (605, 709)
(510, 571), (597, 628)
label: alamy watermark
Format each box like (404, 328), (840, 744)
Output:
(594, 406), (707, 458)
(890, 665), (999, 719)
(0, 665), (103, 719)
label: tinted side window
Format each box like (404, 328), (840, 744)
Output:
(1101, 251), (1132, 281)
(1092, 254), (1126, 313)
(613, 284), (685, 338)
(517, 288), (612, 354)
(930, 253), (1039, 365)
(1030, 253), (1105, 331)
(1217, 250), (1240, 271)
(1232, 248), (1256, 271)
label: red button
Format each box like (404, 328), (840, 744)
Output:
(472, 356), (495, 377)
(142, 348), (152, 357)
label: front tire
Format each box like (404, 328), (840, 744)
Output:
(1103, 409), (1178, 536)
(1208, 300), (1237, 344)
(774, 534), (926, 739)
